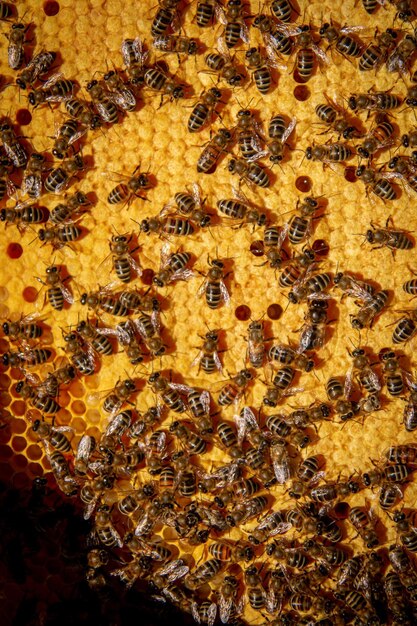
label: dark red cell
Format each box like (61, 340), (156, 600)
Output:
(7, 243), (23, 259)
(344, 167), (357, 183)
(293, 86), (310, 101)
(267, 304), (282, 320)
(250, 240), (264, 257)
(235, 305), (251, 321)
(141, 268), (155, 285)
(43, 0), (60, 15)
(22, 286), (38, 302)
(312, 239), (329, 256)
(295, 176), (312, 192)
(16, 109), (32, 126)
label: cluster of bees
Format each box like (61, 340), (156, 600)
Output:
(3, 0), (417, 625)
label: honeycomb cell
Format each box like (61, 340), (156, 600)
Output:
(0, 462), (13, 481)
(56, 409), (72, 425)
(12, 471), (31, 490)
(7, 243), (23, 259)
(11, 435), (27, 452)
(68, 381), (86, 398)
(0, 286), (9, 301)
(27, 461), (44, 477)
(22, 287), (38, 302)
(26, 444), (44, 461)
(71, 400), (86, 415)
(0, 374), (10, 390)
(12, 416), (28, 434)
(72, 417), (86, 433)
(84, 375), (100, 389)
(43, 0), (60, 15)
(12, 454), (28, 470)
(0, 304), (10, 318)
(85, 409), (101, 424)
(16, 109), (32, 125)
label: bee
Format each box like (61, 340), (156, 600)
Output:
(217, 369), (253, 406)
(86, 79), (120, 124)
(253, 14), (294, 58)
(388, 155), (417, 195)
(402, 126), (417, 149)
(217, 195), (266, 228)
(245, 46), (277, 95)
(271, 0), (296, 22)
(319, 22), (363, 59)
(188, 87), (222, 133)
(28, 73), (75, 107)
(279, 248), (317, 293)
(315, 96), (361, 140)
(102, 69), (137, 112)
(95, 505), (123, 548)
(6, 22), (28, 70)
(351, 291), (389, 330)
(198, 256), (231, 309)
(349, 348), (381, 396)
(2, 347), (52, 369)
(365, 219), (413, 253)
(358, 28), (397, 71)
(266, 114), (296, 163)
(234, 108), (264, 162)
(135, 312), (166, 358)
(74, 434), (96, 475)
(348, 506), (379, 549)
(63, 331), (96, 376)
(388, 546), (417, 599)
(20, 153), (49, 199)
(306, 141), (353, 164)
(357, 116), (395, 161)
(226, 494), (268, 527)
(0, 121), (27, 168)
(15, 378), (61, 414)
(244, 565), (266, 611)
(190, 601), (217, 626)
(290, 24), (329, 83)
(171, 183), (211, 228)
(197, 127), (233, 174)
(102, 378), (137, 416)
(31, 419), (72, 453)
(107, 166), (151, 207)
(64, 97), (102, 131)
(153, 243), (193, 287)
(105, 233), (141, 284)
(121, 37), (149, 85)
(36, 265), (73, 311)
(263, 365), (297, 406)
(288, 269), (332, 304)
(0, 156), (14, 202)
(386, 33), (417, 74)
(379, 349), (404, 397)
(170, 421), (207, 456)
(153, 34), (199, 56)
(393, 511), (417, 553)
(269, 343), (314, 372)
(16, 50), (56, 89)
(221, 0), (249, 49)
(143, 67), (185, 104)
(348, 91), (402, 112)
(191, 329), (223, 375)
(218, 575), (241, 624)
(228, 157), (271, 188)
(2, 313), (43, 342)
(204, 51), (245, 87)
(0, 203), (46, 232)
(76, 319), (114, 356)
(286, 196), (323, 245)
(141, 214), (195, 237)
(356, 165), (398, 201)
(196, 0), (222, 27)
(46, 447), (78, 496)
(44, 154), (84, 195)
(361, 0), (384, 13)
(38, 223), (82, 249)
(151, 0), (179, 36)
(148, 371), (187, 413)
(80, 287), (130, 317)
(246, 319), (266, 369)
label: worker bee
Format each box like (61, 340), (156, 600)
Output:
(197, 127), (233, 174)
(289, 23), (329, 83)
(263, 365), (299, 406)
(107, 234), (142, 283)
(31, 419), (73, 453)
(102, 69), (137, 112)
(15, 377), (61, 414)
(298, 299), (330, 352)
(198, 256), (231, 309)
(228, 157), (271, 188)
(0, 155), (14, 202)
(270, 0), (297, 22)
(45, 447), (78, 496)
(245, 46), (277, 95)
(365, 218), (413, 253)
(266, 114), (296, 162)
(94, 505), (123, 548)
(306, 141), (353, 164)
(80, 286), (130, 317)
(0, 121), (27, 168)
(28, 73), (75, 107)
(153, 242), (193, 287)
(6, 22), (28, 70)
(0, 202), (46, 232)
(86, 79), (120, 124)
(348, 506), (379, 548)
(315, 96), (361, 140)
(246, 318), (267, 368)
(217, 369), (253, 406)
(196, 0), (223, 27)
(170, 183), (211, 228)
(44, 154), (84, 195)
(16, 50), (56, 89)
(204, 50), (245, 87)
(188, 87), (222, 133)
(2, 313), (43, 342)
(190, 601), (217, 626)
(76, 318), (114, 356)
(2, 346), (52, 369)
(121, 37), (149, 85)
(170, 421), (207, 455)
(253, 14), (294, 58)
(49, 189), (90, 224)
(107, 166), (151, 207)
(38, 223), (82, 249)
(37, 265), (74, 311)
(348, 347), (381, 398)
(319, 21), (363, 59)
(151, 0), (180, 36)
(63, 331), (96, 376)
(388, 154), (417, 195)
(285, 196), (323, 245)
(351, 290), (389, 329)
(74, 434), (96, 475)
(101, 378), (137, 417)
(20, 152), (49, 199)
(220, 0), (249, 49)
(143, 66), (186, 104)
(64, 97), (103, 131)
(288, 269), (332, 304)
(135, 312), (166, 358)
(356, 165), (398, 201)
(217, 193), (266, 228)
(191, 329), (223, 375)
(148, 371), (187, 413)
(153, 34), (199, 56)
(379, 348), (404, 397)
(348, 91), (402, 112)
(269, 342), (315, 372)
(358, 28), (397, 72)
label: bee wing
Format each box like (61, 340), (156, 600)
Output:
(213, 351), (223, 374)
(281, 117), (297, 144)
(265, 589), (282, 614)
(54, 425), (73, 434)
(220, 280), (231, 305)
(191, 349), (204, 369)
(84, 495), (98, 520)
(345, 366), (354, 399)
(151, 309), (161, 334)
(240, 22), (250, 45)
(171, 268), (194, 282)
(246, 148), (269, 163)
(200, 389), (211, 413)
(6, 178), (17, 198)
(271, 443), (291, 484)
(207, 603), (217, 626)
(191, 603), (201, 624)
(190, 182), (202, 206)
(76, 434), (95, 462)
(340, 25), (366, 35)
(159, 241), (171, 269)
(41, 72), (65, 89)
(312, 43), (330, 66)
(115, 323), (131, 345)
(219, 596), (233, 624)
(269, 521), (293, 536)
(60, 283), (74, 304)
(197, 278), (209, 298)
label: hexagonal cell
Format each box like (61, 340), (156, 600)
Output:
(72, 417), (86, 434)
(71, 400), (86, 416)
(85, 409), (101, 424)
(12, 454), (28, 471)
(11, 436), (27, 453)
(26, 444), (44, 462)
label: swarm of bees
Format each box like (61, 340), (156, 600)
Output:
(4, 0), (417, 625)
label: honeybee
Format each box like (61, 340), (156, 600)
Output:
(253, 14), (294, 59)
(188, 87), (222, 133)
(348, 347), (381, 397)
(2, 346), (52, 369)
(387, 33), (417, 74)
(388, 154), (417, 195)
(306, 141), (353, 164)
(101, 378), (137, 417)
(170, 183), (211, 228)
(16, 50), (56, 89)
(365, 219), (413, 254)
(348, 506), (379, 549)
(76, 318), (114, 357)
(350, 290), (389, 329)
(379, 348), (404, 397)
(121, 37), (149, 85)
(246, 318), (266, 369)
(288, 268), (332, 304)
(196, 0), (223, 27)
(228, 156), (271, 188)
(63, 330), (96, 376)
(135, 312), (166, 358)
(140, 213), (195, 237)
(269, 342), (314, 372)
(315, 95), (361, 140)
(151, 0), (180, 36)
(107, 166), (151, 207)
(86, 79), (120, 124)
(220, 0), (249, 49)
(153, 242), (193, 287)
(0, 202), (46, 233)
(191, 329), (223, 374)
(266, 114), (296, 163)
(0, 121), (27, 168)
(291, 23), (330, 82)
(102, 69), (137, 112)
(191, 601), (217, 626)
(245, 46), (277, 95)
(64, 97), (103, 130)
(80, 286), (130, 317)
(217, 193), (266, 228)
(356, 165), (398, 201)
(45, 446), (78, 496)
(198, 256), (231, 309)
(148, 371), (187, 413)
(108, 234), (142, 283)
(348, 91), (402, 112)
(143, 66), (186, 104)
(197, 127), (233, 174)
(326, 375), (360, 422)
(217, 369), (253, 406)
(37, 265), (74, 311)
(74, 434), (96, 475)
(204, 49), (245, 87)
(6, 22), (28, 70)
(31, 419), (73, 453)
(358, 27), (397, 72)
(15, 377), (61, 414)
(44, 154), (84, 195)
(319, 21), (363, 60)
(38, 223), (82, 249)
(28, 73), (75, 107)
(2, 313), (44, 342)
(94, 505), (123, 548)
(153, 34), (199, 56)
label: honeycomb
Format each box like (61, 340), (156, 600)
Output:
(1, 0), (417, 624)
